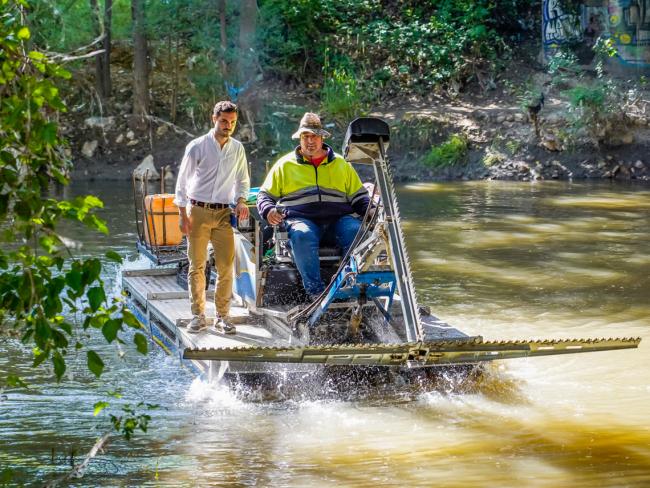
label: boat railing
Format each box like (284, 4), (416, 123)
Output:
(132, 167), (188, 266)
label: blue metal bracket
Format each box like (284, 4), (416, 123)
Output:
(308, 256), (397, 327)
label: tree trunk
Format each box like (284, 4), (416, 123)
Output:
(101, 0), (112, 97)
(89, 0), (111, 99)
(132, 0), (149, 116)
(238, 0), (257, 83)
(89, 0), (104, 98)
(170, 36), (179, 123)
(218, 0), (228, 78)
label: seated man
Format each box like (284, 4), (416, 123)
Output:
(257, 112), (370, 300)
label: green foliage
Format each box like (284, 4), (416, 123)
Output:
(184, 52), (226, 117)
(320, 53), (362, 120)
(0, 2), (148, 393)
(95, 394), (158, 440)
(481, 134), (519, 167)
(505, 139), (521, 155)
(257, 0), (323, 78)
(482, 149), (505, 167)
(392, 116), (448, 152)
(566, 84), (605, 109)
(423, 133), (468, 168)
(548, 49), (582, 88)
(515, 83), (544, 116)
(110, 401), (157, 440)
(27, 0), (133, 52)
(557, 38), (631, 145)
(258, 0), (512, 94)
(24, 0), (528, 126)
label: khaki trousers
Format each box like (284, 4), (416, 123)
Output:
(187, 205), (234, 317)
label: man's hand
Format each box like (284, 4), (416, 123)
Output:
(267, 208), (284, 226)
(179, 213), (191, 235)
(235, 201), (249, 221)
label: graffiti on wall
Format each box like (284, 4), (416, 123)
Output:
(543, 0), (583, 51)
(543, 0), (650, 67)
(607, 0), (650, 66)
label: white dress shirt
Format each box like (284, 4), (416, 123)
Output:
(174, 129), (250, 208)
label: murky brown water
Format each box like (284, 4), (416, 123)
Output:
(1, 180), (649, 487)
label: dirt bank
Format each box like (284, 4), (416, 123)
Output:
(65, 58), (650, 185)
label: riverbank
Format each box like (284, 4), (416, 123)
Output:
(66, 55), (650, 184)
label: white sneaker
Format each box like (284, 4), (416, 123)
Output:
(215, 315), (236, 335)
(187, 314), (207, 333)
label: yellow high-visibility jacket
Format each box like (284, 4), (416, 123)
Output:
(257, 145), (369, 223)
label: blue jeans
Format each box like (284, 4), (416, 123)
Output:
(286, 215), (361, 296)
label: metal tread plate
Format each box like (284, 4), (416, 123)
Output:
(183, 336), (641, 366)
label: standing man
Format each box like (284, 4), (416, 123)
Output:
(257, 112), (369, 301)
(174, 101), (250, 334)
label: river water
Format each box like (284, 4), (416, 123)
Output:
(1, 180), (649, 487)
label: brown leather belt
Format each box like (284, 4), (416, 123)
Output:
(190, 199), (230, 210)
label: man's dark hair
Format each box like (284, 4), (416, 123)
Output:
(213, 100), (238, 117)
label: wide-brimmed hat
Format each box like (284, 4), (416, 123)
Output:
(291, 112), (331, 139)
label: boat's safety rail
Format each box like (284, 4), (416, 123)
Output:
(183, 336), (641, 366)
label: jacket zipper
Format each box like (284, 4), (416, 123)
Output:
(314, 164), (321, 202)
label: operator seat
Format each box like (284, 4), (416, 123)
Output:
(272, 223), (341, 264)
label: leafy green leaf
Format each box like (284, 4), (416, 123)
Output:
(87, 350), (104, 377)
(51, 328), (69, 348)
(59, 322), (73, 335)
(33, 348), (48, 367)
(93, 401), (109, 416)
(105, 250), (123, 264)
(13, 200), (32, 219)
(52, 351), (66, 381)
(53, 65), (72, 79)
(87, 314), (106, 329)
(82, 258), (102, 285)
(42, 122), (57, 144)
(102, 318), (122, 343)
(28, 51), (45, 60)
(87, 286), (106, 312)
(82, 195), (103, 208)
(17, 26), (30, 40)
(85, 214), (109, 235)
(65, 268), (82, 292)
(122, 309), (142, 329)
(134, 333), (148, 355)
(34, 318), (52, 342)
(6, 374), (28, 388)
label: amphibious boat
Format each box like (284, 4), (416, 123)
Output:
(121, 117), (640, 382)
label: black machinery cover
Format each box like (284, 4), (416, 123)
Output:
(343, 117), (390, 164)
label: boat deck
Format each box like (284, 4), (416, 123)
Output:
(121, 267), (470, 377)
